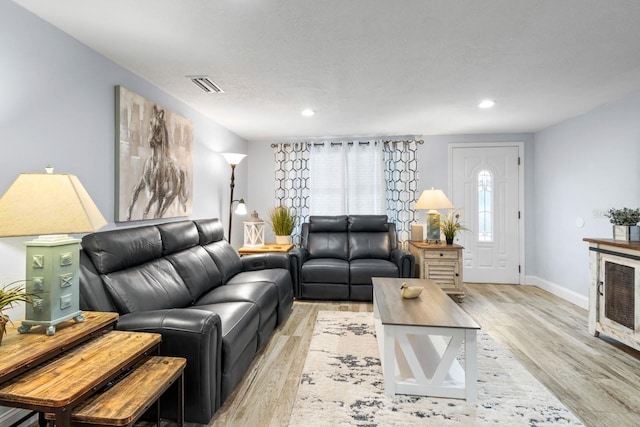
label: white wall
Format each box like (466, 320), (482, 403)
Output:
(0, 1), (248, 321)
(532, 90), (640, 302)
(248, 133), (535, 264)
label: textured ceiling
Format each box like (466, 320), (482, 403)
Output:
(13, 0), (640, 140)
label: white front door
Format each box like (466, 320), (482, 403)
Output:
(450, 144), (522, 284)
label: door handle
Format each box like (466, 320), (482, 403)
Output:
(598, 281), (604, 296)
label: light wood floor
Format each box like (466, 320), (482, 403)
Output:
(121, 284), (640, 426)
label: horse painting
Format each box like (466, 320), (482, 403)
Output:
(126, 105), (190, 220)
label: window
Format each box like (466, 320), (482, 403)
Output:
(478, 170), (493, 241)
(309, 142), (385, 215)
(273, 139), (421, 243)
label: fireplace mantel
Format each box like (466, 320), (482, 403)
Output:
(584, 238), (640, 351)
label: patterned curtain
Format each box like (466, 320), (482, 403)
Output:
(383, 140), (422, 245)
(273, 139), (422, 246)
(272, 142), (311, 244)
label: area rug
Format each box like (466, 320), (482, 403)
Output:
(289, 311), (583, 426)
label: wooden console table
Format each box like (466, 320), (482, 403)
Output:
(584, 238), (640, 351)
(408, 241), (465, 301)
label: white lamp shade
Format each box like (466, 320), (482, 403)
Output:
(414, 188), (453, 210)
(234, 201), (248, 215)
(221, 152), (247, 166)
(0, 172), (107, 237)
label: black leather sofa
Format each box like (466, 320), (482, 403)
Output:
(78, 218), (294, 424)
(289, 215), (415, 301)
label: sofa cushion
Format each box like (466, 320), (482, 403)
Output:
(202, 241), (243, 283)
(102, 259), (192, 313)
(307, 233), (349, 260)
(157, 221), (200, 255)
(195, 217), (243, 283)
(196, 282), (278, 333)
(79, 251), (118, 312)
(349, 232), (391, 260)
(301, 258), (349, 284)
(309, 215), (348, 232)
(349, 259), (399, 285)
(166, 246), (223, 302)
(194, 218), (226, 245)
(227, 269), (294, 323)
(348, 215), (388, 232)
(82, 226), (162, 274)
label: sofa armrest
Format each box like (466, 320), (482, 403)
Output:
(289, 248), (309, 298)
(390, 248), (415, 278)
(241, 253), (289, 271)
(116, 308), (222, 422)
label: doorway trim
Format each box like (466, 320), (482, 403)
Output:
(447, 142), (525, 285)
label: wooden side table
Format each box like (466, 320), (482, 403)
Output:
(408, 241), (465, 301)
(238, 243), (294, 255)
(0, 330), (161, 427)
(0, 311), (118, 384)
(53, 356), (186, 426)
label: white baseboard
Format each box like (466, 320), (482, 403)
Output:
(525, 275), (589, 310)
(0, 407), (36, 426)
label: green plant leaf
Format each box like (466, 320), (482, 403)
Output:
(268, 206), (296, 235)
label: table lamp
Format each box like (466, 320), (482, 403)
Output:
(414, 188), (453, 243)
(0, 168), (107, 335)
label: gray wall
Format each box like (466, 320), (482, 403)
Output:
(532, 90), (640, 302)
(0, 1), (248, 318)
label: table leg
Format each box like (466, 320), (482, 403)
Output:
(156, 396), (161, 426)
(54, 406), (71, 427)
(383, 325), (396, 396)
(178, 372), (185, 426)
(465, 329), (478, 403)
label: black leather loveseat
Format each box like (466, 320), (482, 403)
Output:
(78, 218), (293, 424)
(290, 215), (414, 301)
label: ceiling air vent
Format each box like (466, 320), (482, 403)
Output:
(189, 76), (224, 93)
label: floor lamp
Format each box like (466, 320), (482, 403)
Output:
(414, 188), (453, 243)
(221, 153), (247, 240)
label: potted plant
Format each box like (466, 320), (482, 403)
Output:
(268, 205), (296, 245)
(439, 209), (469, 245)
(0, 281), (34, 345)
(605, 207), (640, 241)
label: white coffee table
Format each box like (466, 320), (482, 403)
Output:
(372, 277), (480, 402)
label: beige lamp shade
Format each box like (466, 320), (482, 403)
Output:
(0, 172), (107, 237)
(414, 188), (454, 210)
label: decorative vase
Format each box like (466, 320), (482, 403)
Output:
(613, 225), (640, 241)
(275, 235), (292, 245)
(445, 236), (454, 245)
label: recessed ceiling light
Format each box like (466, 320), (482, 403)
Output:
(478, 99), (496, 109)
(301, 109), (315, 117)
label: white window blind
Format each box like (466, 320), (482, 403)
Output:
(309, 142), (385, 215)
